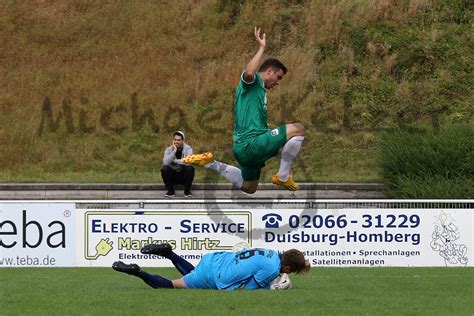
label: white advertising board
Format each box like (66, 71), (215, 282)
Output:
(76, 208), (472, 267)
(252, 208), (472, 267)
(0, 203), (76, 267)
(76, 210), (251, 267)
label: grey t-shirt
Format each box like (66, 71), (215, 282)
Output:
(162, 143), (193, 171)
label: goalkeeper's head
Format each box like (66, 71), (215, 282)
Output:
(280, 249), (311, 274)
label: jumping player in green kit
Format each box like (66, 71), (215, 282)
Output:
(183, 27), (305, 194)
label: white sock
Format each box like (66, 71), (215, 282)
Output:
(205, 161), (243, 189)
(278, 136), (304, 181)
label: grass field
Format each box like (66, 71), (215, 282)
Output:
(2, 267), (472, 315)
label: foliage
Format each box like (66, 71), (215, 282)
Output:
(378, 124), (474, 198)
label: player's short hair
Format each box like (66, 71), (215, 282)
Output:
(259, 58), (288, 74)
(173, 131), (185, 140)
(281, 249), (310, 274)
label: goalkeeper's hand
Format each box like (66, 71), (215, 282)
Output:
(270, 273), (292, 290)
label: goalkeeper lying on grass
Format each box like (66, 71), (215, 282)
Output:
(112, 244), (309, 290)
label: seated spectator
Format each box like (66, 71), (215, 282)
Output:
(161, 131), (194, 197)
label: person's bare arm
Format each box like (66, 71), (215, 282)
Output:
(242, 27), (266, 83)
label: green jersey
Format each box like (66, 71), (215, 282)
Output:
(232, 72), (287, 181)
(233, 72), (268, 143)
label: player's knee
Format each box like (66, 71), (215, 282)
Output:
(241, 182), (258, 194)
(288, 123), (304, 137)
(295, 123), (305, 136)
(242, 187), (257, 194)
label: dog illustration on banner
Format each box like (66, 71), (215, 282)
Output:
(430, 212), (468, 266)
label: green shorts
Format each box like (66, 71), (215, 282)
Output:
(233, 125), (287, 181)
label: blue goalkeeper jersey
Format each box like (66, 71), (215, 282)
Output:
(212, 248), (281, 290)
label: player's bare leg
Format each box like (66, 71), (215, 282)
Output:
(241, 180), (259, 194)
(286, 123), (305, 139)
(171, 278), (187, 289)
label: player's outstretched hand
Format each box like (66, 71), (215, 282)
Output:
(254, 27), (266, 48)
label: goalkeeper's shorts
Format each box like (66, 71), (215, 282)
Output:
(182, 253), (217, 289)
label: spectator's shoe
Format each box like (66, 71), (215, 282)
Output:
(164, 190), (175, 198)
(181, 152), (214, 167)
(112, 261), (141, 276)
(272, 174), (298, 191)
(184, 190), (193, 198)
(141, 243), (173, 257)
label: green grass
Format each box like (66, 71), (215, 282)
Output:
(1, 267), (473, 315)
(0, 131), (380, 183)
(378, 125), (474, 198)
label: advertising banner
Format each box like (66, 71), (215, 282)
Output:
(76, 210), (252, 267)
(253, 208), (472, 267)
(0, 203), (76, 267)
(76, 208), (472, 267)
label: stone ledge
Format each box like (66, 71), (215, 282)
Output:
(0, 183), (386, 200)
(0, 182), (384, 191)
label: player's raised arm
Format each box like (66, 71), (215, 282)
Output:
(243, 27), (266, 83)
